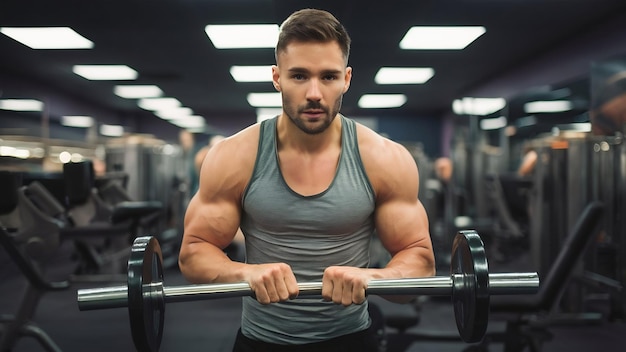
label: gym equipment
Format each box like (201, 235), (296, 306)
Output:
(0, 173), (69, 352)
(77, 231), (539, 351)
(477, 201), (605, 351)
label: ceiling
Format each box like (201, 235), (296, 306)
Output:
(1, 0), (626, 134)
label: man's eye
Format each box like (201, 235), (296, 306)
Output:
(293, 74), (306, 80)
(323, 75), (338, 81)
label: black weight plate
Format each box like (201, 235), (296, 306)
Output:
(451, 230), (490, 343)
(128, 236), (165, 352)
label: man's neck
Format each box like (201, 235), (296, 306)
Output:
(276, 114), (342, 153)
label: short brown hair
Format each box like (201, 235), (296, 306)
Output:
(275, 8), (351, 64)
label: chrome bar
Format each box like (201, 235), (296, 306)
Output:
(488, 272), (540, 295)
(78, 285), (128, 310)
(77, 272), (539, 311)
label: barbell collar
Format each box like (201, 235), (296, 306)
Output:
(77, 272), (539, 311)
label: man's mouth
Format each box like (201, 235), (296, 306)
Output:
(302, 109), (324, 116)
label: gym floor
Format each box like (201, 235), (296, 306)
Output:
(1, 240), (626, 352)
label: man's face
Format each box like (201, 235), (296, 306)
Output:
(272, 41), (352, 134)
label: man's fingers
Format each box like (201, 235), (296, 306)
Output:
(251, 263), (299, 304)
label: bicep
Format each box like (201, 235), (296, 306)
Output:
(372, 144), (431, 255)
(375, 193), (431, 256)
(182, 142), (246, 250)
(183, 193), (241, 250)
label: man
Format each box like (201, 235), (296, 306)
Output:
(193, 134), (225, 174)
(179, 8), (435, 351)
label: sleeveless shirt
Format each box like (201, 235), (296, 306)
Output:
(240, 115), (376, 344)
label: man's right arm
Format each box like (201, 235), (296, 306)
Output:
(178, 137), (250, 284)
(177, 129), (299, 304)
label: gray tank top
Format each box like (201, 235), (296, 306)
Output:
(240, 115), (376, 344)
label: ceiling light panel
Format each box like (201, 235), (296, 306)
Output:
(0, 99), (44, 111)
(138, 97), (181, 111)
(375, 67), (435, 84)
(247, 92), (282, 107)
(358, 94), (407, 108)
(399, 26), (486, 50)
(169, 115), (206, 129)
(155, 107), (194, 120)
(100, 124), (124, 137)
(480, 116), (507, 130)
(61, 115), (94, 128)
(0, 27), (93, 49)
(114, 85), (163, 99)
(452, 97), (506, 116)
(230, 66), (273, 82)
(205, 24), (279, 49)
(524, 100), (573, 113)
(73, 65), (138, 80)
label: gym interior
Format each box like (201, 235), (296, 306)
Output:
(2, 1), (626, 351)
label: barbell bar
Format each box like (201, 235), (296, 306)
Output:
(76, 231), (540, 351)
(78, 273), (537, 310)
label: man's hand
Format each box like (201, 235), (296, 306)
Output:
(246, 263), (299, 304)
(321, 266), (370, 306)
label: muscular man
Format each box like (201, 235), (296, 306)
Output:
(179, 8), (435, 351)
(193, 134), (225, 174)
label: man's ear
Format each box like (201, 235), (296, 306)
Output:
(272, 65), (280, 91)
(343, 66), (353, 93)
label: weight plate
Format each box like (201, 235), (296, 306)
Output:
(451, 230), (490, 343)
(128, 236), (165, 352)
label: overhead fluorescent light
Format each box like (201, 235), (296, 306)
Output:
(61, 115), (94, 128)
(0, 27), (93, 49)
(524, 100), (573, 113)
(100, 124), (124, 137)
(0, 99), (44, 111)
(138, 97), (181, 111)
(73, 65), (138, 80)
(358, 94), (407, 108)
(452, 97), (505, 116)
(205, 24), (279, 49)
(170, 115), (206, 129)
(257, 108), (282, 122)
(399, 26), (486, 50)
(480, 116), (507, 130)
(114, 85), (163, 99)
(247, 92), (282, 107)
(375, 67), (434, 84)
(230, 66), (273, 82)
(155, 107), (194, 120)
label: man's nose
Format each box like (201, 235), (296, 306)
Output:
(305, 79), (322, 101)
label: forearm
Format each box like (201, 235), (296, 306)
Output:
(178, 241), (249, 284)
(374, 246), (436, 303)
(380, 246), (436, 278)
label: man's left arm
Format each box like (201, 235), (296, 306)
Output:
(321, 136), (435, 305)
(373, 140), (436, 272)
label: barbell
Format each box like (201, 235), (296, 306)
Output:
(77, 230), (539, 351)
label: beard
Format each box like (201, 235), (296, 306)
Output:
(282, 94), (343, 135)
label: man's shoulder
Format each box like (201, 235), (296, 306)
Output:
(207, 123), (262, 170)
(352, 122), (406, 160)
(220, 122), (262, 153)
(353, 123), (417, 188)
(204, 123), (262, 193)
